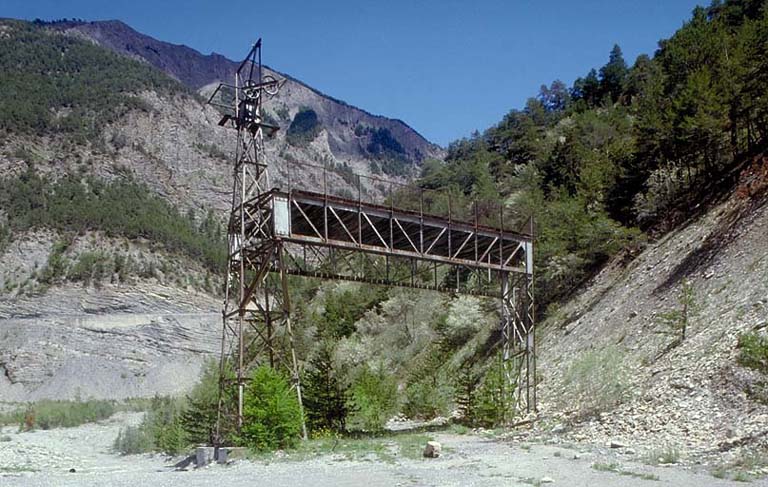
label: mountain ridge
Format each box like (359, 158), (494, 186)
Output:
(42, 18), (443, 165)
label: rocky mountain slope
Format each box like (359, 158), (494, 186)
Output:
(53, 19), (443, 167)
(535, 162), (768, 464)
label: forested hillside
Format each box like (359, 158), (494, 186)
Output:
(0, 19), (191, 141)
(417, 0), (768, 308)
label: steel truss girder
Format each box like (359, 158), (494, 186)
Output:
(239, 189), (533, 275)
(226, 184), (537, 415)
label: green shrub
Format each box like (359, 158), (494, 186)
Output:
(113, 396), (187, 455)
(644, 445), (681, 465)
(473, 357), (515, 427)
(0, 223), (10, 254)
(68, 251), (113, 285)
(316, 286), (386, 340)
(738, 332), (768, 373)
(455, 366), (481, 424)
(180, 360), (223, 445)
(112, 363), (226, 455)
(238, 366), (303, 451)
(38, 239), (70, 285)
(560, 346), (630, 418)
(146, 397), (187, 454)
(402, 376), (452, 420)
(441, 296), (484, 347)
(658, 279), (698, 343)
(114, 424), (153, 455)
(346, 364), (398, 433)
(453, 355), (515, 427)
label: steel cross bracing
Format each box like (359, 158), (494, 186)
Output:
(212, 41), (536, 443)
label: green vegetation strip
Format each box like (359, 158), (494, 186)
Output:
(0, 398), (153, 430)
(0, 170), (225, 272)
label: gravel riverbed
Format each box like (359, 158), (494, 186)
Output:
(1, 412), (762, 486)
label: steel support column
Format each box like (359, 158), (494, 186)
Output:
(500, 271), (536, 415)
(213, 41), (304, 443)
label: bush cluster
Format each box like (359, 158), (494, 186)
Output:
(114, 397), (186, 455)
(239, 366), (304, 451)
(114, 362), (221, 455)
(345, 365), (398, 433)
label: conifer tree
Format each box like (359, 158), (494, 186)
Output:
(302, 340), (349, 432)
(599, 44), (628, 103)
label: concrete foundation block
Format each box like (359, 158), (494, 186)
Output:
(196, 446), (216, 467)
(216, 446), (248, 464)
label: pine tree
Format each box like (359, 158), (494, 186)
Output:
(455, 362), (481, 425)
(581, 69), (601, 106)
(599, 44), (628, 103)
(180, 361), (221, 445)
(302, 340), (349, 432)
(474, 354), (515, 427)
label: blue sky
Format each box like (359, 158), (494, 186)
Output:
(4, 0), (704, 146)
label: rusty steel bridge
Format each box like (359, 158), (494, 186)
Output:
(210, 41), (536, 441)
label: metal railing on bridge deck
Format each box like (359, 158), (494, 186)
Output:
(276, 159), (532, 235)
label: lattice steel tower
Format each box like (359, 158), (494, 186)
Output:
(208, 40), (306, 440)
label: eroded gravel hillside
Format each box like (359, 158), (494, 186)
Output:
(537, 184), (768, 463)
(0, 281), (219, 401)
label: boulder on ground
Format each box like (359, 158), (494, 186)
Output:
(423, 441), (442, 458)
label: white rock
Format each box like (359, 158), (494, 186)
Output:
(423, 441), (441, 458)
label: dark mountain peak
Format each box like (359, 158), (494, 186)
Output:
(54, 20), (229, 90)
